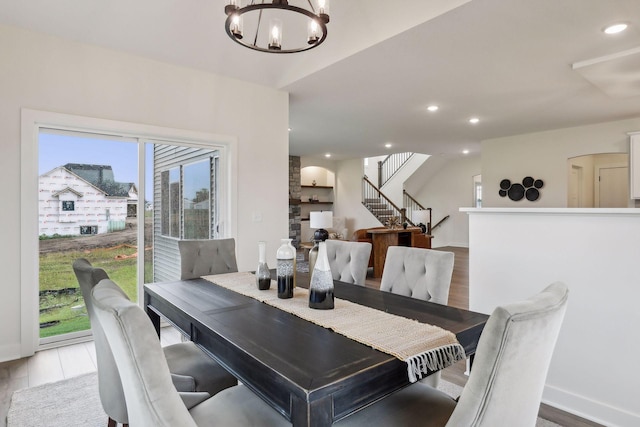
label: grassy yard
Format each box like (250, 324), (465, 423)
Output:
(39, 245), (140, 338)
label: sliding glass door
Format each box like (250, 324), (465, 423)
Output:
(37, 130), (220, 347)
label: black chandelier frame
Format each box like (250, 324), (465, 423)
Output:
(224, 1), (329, 54)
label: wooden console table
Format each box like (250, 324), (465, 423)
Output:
(367, 227), (431, 278)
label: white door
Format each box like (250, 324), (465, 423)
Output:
(598, 166), (628, 207)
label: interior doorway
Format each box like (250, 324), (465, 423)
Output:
(568, 165), (583, 207)
(567, 153), (629, 208)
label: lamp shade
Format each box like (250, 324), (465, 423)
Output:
(412, 210), (429, 225)
(310, 211), (333, 229)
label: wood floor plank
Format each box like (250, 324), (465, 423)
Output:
(58, 342), (97, 378)
(84, 341), (98, 367)
(160, 325), (183, 346)
(26, 348), (63, 387)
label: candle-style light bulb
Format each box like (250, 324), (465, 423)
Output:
(269, 19), (282, 50)
(225, 0), (240, 15)
(317, 0), (330, 23)
(308, 19), (320, 44)
(230, 14), (243, 39)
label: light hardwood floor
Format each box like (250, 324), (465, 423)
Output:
(1, 248), (601, 426)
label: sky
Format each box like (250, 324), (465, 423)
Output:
(39, 132), (154, 202)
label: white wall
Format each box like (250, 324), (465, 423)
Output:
(379, 153), (430, 208)
(334, 158), (383, 237)
(299, 165), (336, 241)
(464, 208), (640, 427)
(363, 155), (384, 185)
(1, 24), (288, 361)
(406, 155), (481, 247)
(300, 166), (335, 187)
(482, 118), (640, 207)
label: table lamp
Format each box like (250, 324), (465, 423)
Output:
(309, 211), (333, 273)
(310, 211), (333, 242)
(412, 210), (429, 234)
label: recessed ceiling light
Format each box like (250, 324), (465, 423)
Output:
(462, 149), (470, 154)
(603, 23), (628, 34)
(427, 105), (439, 112)
(385, 143), (392, 148)
(288, 128), (292, 131)
(469, 117), (480, 124)
(324, 153), (331, 158)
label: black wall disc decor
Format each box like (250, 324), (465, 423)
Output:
(499, 176), (544, 202)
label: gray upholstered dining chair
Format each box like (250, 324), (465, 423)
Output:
(335, 282), (569, 427)
(91, 278), (291, 427)
(325, 240), (372, 286)
(73, 259), (237, 427)
(380, 246), (455, 304)
(379, 246), (455, 387)
(178, 238), (238, 280)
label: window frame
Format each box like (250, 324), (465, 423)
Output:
(21, 108), (237, 355)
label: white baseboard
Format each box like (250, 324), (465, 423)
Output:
(544, 384), (640, 427)
(0, 343), (22, 363)
(432, 241), (469, 249)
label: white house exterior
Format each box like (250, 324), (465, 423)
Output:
(38, 165), (137, 236)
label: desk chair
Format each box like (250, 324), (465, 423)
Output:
(73, 259), (237, 427)
(337, 282), (569, 427)
(91, 279), (291, 427)
(325, 240), (372, 286)
(178, 238), (238, 280)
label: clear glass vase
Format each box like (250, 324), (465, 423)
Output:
(276, 238), (295, 299)
(309, 241), (334, 309)
(256, 241), (271, 290)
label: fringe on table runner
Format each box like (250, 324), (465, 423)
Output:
(406, 343), (467, 383)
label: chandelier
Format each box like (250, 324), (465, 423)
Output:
(224, 0), (330, 54)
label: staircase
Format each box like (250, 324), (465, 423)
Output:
(363, 197), (395, 224)
(363, 154), (450, 233)
(362, 176), (412, 226)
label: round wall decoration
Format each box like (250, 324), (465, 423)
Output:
(499, 177), (544, 202)
(507, 183), (525, 201)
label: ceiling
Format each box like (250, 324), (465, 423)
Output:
(1, 0), (639, 160)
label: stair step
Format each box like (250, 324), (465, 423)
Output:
(371, 210), (393, 216)
(367, 203), (388, 209)
(364, 198), (381, 204)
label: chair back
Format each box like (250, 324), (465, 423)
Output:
(325, 240), (372, 285)
(380, 247), (454, 304)
(178, 238), (238, 280)
(446, 282), (569, 427)
(92, 279), (198, 427)
(72, 259), (128, 424)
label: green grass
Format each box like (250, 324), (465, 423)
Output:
(39, 246), (142, 338)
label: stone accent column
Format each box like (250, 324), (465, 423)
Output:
(289, 156), (301, 248)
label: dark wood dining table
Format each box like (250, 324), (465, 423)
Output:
(144, 276), (488, 427)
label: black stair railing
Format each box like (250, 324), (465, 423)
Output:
(362, 176), (413, 226)
(378, 152), (414, 188)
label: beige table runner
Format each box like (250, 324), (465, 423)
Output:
(202, 272), (466, 382)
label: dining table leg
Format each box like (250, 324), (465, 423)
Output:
(144, 292), (161, 338)
(290, 393), (333, 427)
